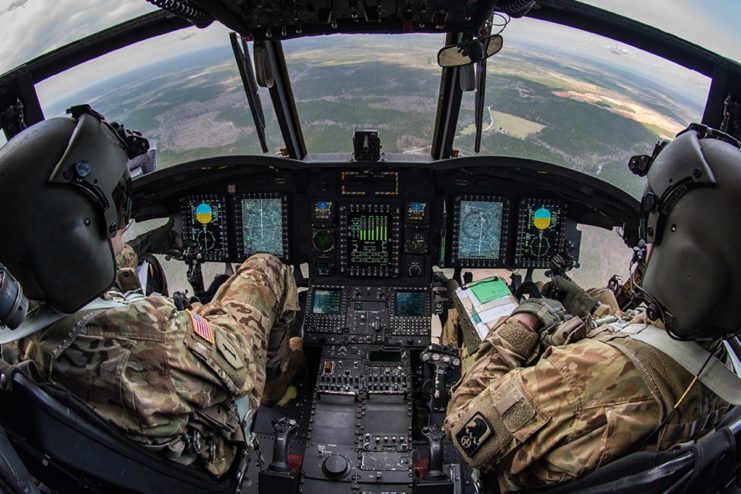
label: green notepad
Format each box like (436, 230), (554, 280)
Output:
(470, 277), (512, 304)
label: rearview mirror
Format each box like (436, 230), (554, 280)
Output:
(437, 34), (503, 68)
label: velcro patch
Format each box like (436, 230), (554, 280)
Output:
(188, 310), (215, 345)
(455, 412), (494, 457)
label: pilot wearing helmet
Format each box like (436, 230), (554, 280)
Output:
(0, 107), (301, 477)
(445, 125), (741, 492)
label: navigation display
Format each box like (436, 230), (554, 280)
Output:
(452, 195), (510, 267)
(234, 193), (288, 260)
(515, 198), (567, 268)
(395, 291), (425, 316)
(312, 288), (342, 314)
(348, 212), (392, 266)
(181, 195), (228, 261)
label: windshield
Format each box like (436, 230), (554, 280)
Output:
(457, 16), (709, 198)
(285, 34), (444, 154)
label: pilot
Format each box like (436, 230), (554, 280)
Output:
(0, 109), (302, 477)
(444, 125), (740, 492)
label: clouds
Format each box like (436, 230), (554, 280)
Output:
(0, 0), (156, 74)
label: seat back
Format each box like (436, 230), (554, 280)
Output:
(0, 364), (240, 494)
(487, 407), (741, 494)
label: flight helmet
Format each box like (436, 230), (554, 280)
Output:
(0, 106), (145, 313)
(635, 124), (741, 339)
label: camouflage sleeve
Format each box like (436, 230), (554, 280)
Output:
(447, 316), (540, 414)
(168, 254), (299, 410)
(445, 338), (660, 492)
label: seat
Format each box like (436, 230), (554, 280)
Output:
(0, 361), (242, 494)
(484, 407), (741, 494)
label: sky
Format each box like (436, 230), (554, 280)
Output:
(0, 0), (738, 110)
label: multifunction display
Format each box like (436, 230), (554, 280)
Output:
(233, 193), (288, 260)
(515, 198), (567, 268)
(349, 212), (392, 265)
(395, 291), (426, 316)
(312, 288), (343, 314)
(451, 195), (510, 267)
(339, 203), (400, 277)
(180, 195), (228, 261)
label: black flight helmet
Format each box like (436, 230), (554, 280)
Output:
(636, 124), (741, 339)
(0, 107), (139, 313)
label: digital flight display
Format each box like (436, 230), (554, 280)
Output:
(515, 198), (567, 268)
(181, 195), (228, 261)
(313, 199), (334, 222)
(395, 291), (426, 317)
(406, 201), (428, 222)
(312, 288), (343, 314)
(348, 212), (392, 267)
(455, 197), (506, 263)
(236, 194), (288, 259)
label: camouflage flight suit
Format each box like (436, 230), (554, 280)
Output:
(444, 301), (728, 492)
(20, 253), (299, 477)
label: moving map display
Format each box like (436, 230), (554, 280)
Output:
(452, 195), (508, 266)
(515, 198), (567, 268)
(181, 195), (228, 261)
(236, 194), (288, 259)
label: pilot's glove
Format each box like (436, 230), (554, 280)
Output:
(511, 297), (567, 333)
(541, 275), (598, 318)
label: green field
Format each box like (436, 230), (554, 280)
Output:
(43, 35), (707, 288)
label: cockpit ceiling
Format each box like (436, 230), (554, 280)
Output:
(193, 0), (498, 39)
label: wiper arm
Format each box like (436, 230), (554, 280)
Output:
(229, 32), (268, 153)
(474, 57), (487, 153)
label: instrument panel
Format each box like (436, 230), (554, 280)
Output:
(173, 168), (584, 277)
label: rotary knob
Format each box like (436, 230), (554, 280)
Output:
(408, 263), (423, 277)
(322, 454), (350, 478)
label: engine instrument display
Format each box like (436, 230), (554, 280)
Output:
(340, 203), (400, 277)
(234, 193), (288, 260)
(349, 212), (391, 265)
(395, 291), (426, 316)
(181, 195), (228, 261)
(452, 195), (509, 267)
(312, 288), (343, 314)
(515, 198), (567, 268)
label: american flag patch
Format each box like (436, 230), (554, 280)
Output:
(188, 310), (214, 345)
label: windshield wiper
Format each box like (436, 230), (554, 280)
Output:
(230, 32), (268, 153)
(474, 56), (487, 153)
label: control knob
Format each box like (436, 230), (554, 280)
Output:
(408, 262), (423, 277)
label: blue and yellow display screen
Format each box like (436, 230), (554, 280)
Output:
(516, 198), (566, 267)
(241, 197), (284, 257)
(183, 195), (227, 261)
(348, 212), (392, 267)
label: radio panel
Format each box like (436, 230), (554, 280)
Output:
(303, 285), (431, 346)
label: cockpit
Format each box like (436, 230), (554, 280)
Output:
(0, 0), (740, 493)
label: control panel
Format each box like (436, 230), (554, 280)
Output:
(303, 346), (414, 488)
(339, 203), (401, 278)
(304, 285), (431, 347)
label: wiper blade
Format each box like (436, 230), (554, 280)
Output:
(474, 57), (487, 153)
(230, 32), (268, 153)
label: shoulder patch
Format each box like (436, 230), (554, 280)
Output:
(188, 310), (215, 345)
(455, 412), (494, 457)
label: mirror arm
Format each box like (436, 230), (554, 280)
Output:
(474, 56), (487, 153)
(229, 32), (269, 153)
